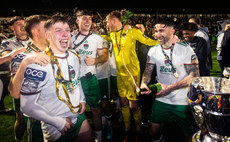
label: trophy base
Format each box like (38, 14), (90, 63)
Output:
(193, 131), (230, 142)
(192, 131), (212, 142)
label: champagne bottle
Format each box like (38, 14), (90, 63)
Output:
(140, 84), (162, 94)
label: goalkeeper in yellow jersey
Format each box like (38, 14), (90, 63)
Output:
(104, 10), (158, 141)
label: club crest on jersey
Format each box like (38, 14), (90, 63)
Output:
(83, 40), (89, 49)
(68, 65), (75, 79)
(164, 59), (172, 67)
(24, 67), (46, 81)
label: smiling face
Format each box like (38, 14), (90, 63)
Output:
(76, 15), (92, 34)
(46, 22), (71, 54)
(182, 30), (195, 42)
(154, 24), (175, 46)
(10, 20), (27, 38)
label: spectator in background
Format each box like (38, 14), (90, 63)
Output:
(220, 28), (230, 77)
(182, 22), (210, 76)
(189, 17), (212, 72)
(216, 20), (230, 76)
(92, 22), (99, 33)
(136, 23), (156, 128)
(135, 24), (151, 75)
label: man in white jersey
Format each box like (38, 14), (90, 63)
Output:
(140, 17), (199, 142)
(20, 14), (93, 142)
(0, 16), (32, 140)
(71, 9), (108, 142)
(9, 15), (51, 142)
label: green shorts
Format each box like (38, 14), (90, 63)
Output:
(98, 76), (118, 101)
(98, 78), (109, 100)
(56, 113), (86, 142)
(24, 116), (43, 142)
(110, 76), (117, 91)
(80, 75), (101, 108)
(13, 98), (20, 112)
(149, 100), (198, 134)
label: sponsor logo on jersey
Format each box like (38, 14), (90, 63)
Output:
(160, 66), (176, 74)
(21, 79), (40, 94)
(78, 49), (93, 55)
(13, 53), (26, 62)
(191, 54), (198, 64)
(1, 41), (10, 48)
(66, 77), (80, 90)
(24, 67), (46, 81)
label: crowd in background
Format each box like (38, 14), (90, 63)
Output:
(1, 13), (230, 44)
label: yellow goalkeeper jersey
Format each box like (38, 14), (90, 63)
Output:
(108, 27), (158, 77)
(102, 27), (158, 100)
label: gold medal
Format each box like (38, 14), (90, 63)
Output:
(69, 82), (74, 93)
(174, 72), (179, 78)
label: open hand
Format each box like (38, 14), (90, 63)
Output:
(23, 52), (50, 66)
(61, 117), (75, 135)
(140, 83), (152, 95)
(84, 55), (96, 66)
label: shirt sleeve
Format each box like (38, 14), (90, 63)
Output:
(133, 28), (158, 46)
(0, 40), (12, 53)
(147, 47), (156, 65)
(20, 64), (66, 131)
(183, 45), (199, 65)
(98, 36), (103, 50)
(100, 34), (112, 42)
(79, 82), (86, 103)
(10, 52), (26, 76)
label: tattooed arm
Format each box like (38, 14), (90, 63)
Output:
(157, 64), (199, 96)
(140, 63), (156, 94)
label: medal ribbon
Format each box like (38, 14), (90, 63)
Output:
(161, 44), (177, 74)
(45, 47), (81, 113)
(114, 27), (123, 55)
(28, 42), (42, 52)
(72, 31), (91, 50)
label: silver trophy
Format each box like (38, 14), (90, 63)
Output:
(188, 77), (230, 142)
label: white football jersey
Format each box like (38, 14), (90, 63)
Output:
(20, 51), (85, 141)
(10, 45), (38, 76)
(96, 41), (117, 79)
(0, 36), (31, 51)
(71, 32), (103, 77)
(147, 42), (197, 105)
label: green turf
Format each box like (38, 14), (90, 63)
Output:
(0, 95), (15, 142)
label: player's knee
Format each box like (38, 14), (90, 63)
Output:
(91, 107), (101, 115)
(129, 101), (140, 112)
(120, 97), (129, 107)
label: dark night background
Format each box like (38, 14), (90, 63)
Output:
(0, 0), (229, 17)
